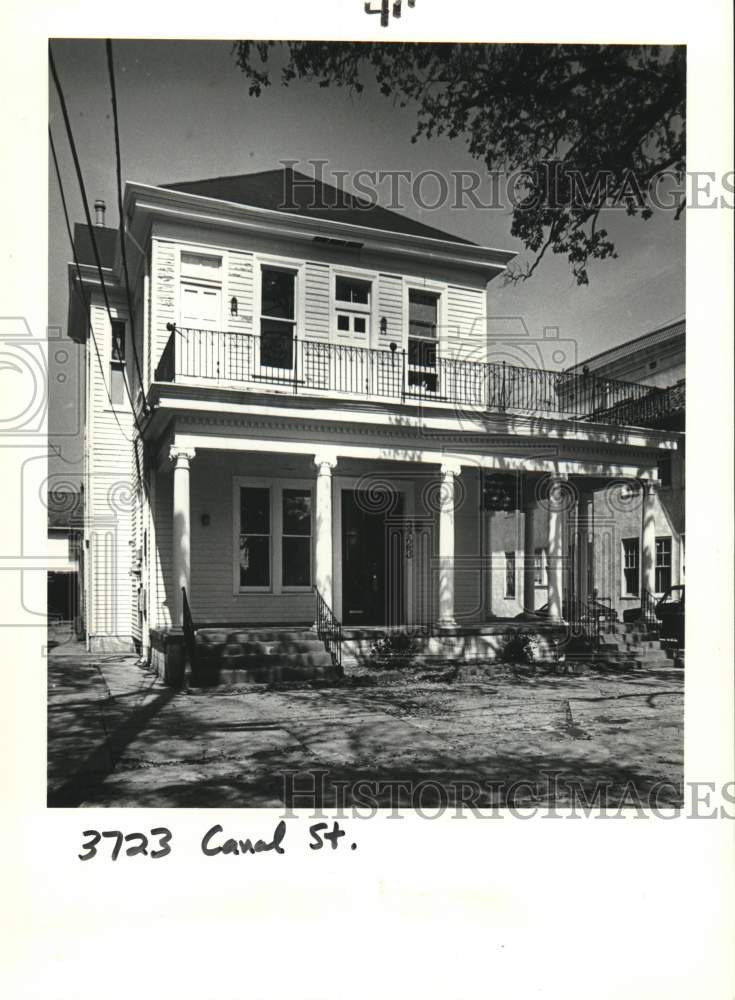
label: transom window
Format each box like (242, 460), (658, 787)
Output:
(655, 537), (672, 594)
(260, 267), (297, 370)
(334, 276), (371, 341)
(622, 538), (639, 597)
(408, 289), (440, 392)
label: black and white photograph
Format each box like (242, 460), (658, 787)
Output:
(47, 35), (688, 811)
(2, 2), (733, 998)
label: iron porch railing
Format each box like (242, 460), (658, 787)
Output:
(154, 325), (679, 428)
(314, 586), (343, 673)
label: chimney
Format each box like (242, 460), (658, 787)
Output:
(94, 199), (106, 227)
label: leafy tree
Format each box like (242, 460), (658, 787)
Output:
(234, 43), (685, 284)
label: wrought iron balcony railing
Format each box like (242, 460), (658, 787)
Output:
(153, 325), (681, 428)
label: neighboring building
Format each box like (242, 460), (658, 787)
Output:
(66, 168), (684, 668)
(47, 487), (84, 630)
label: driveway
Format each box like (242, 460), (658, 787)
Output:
(47, 637), (684, 809)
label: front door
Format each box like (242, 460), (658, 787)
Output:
(341, 489), (404, 626)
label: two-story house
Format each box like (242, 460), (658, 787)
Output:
(66, 168), (684, 678)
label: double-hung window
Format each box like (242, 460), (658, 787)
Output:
(110, 320), (127, 406)
(335, 276), (371, 344)
(622, 538), (639, 596)
(282, 489), (312, 588)
(655, 537), (672, 594)
(408, 289), (440, 392)
(237, 481), (313, 593)
(260, 266), (297, 370)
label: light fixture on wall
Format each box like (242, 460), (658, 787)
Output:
(380, 316), (388, 336)
(201, 513), (211, 527)
(230, 296), (238, 317)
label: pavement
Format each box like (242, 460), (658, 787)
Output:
(47, 632), (684, 809)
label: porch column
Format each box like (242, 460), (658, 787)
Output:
(547, 475), (568, 622)
(523, 489), (536, 613)
(641, 478), (659, 600)
(170, 446), (195, 627)
(437, 461), (461, 629)
(314, 453), (337, 610)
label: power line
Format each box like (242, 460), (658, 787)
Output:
(49, 126), (133, 447)
(105, 38), (148, 411)
(49, 42), (146, 439)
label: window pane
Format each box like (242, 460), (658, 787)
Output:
(409, 290), (438, 327)
(239, 535), (270, 587)
(262, 269), (295, 319)
(261, 320), (294, 369)
(336, 277), (370, 304)
(354, 316), (366, 334)
(181, 252), (222, 281)
(408, 338), (437, 368)
(337, 314), (350, 331)
(283, 489), (311, 535)
(505, 552), (516, 597)
(240, 487), (269, 534)
(111, 321), (126, 362)
(283, 536), (311, 587)
(110, 365), (126, 405)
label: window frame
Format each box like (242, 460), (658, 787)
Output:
(655, 536), (672, 596)
(232, 477), (314, 595)
(621, 537), (640, 597)
(254, 255), (305, 373)
(403, 279), (447, 394)
(533, 547), (548, 587)
(109, 318), (127, 408)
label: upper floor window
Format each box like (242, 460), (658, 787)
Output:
(180, 251), (222, 330)
(110, 319), (126, 406)
(334, 276), (371, 343)
(260, 266), (297, 370)
(656, 454), (672, 488)
(408, 289), (440, 392)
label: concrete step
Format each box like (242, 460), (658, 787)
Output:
(191, 626), (336, 687)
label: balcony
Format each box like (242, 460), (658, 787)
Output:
(154, 325), (682, 429)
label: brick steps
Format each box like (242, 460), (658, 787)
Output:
(191, 628), (337, 686)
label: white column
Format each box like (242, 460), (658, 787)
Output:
(313, 453), (337, 610)
(437, 461), (461, 629)
(170, 446), (195, 627)
(547, 476), (567, 621)
(523, 496), (536, 614)
(641, 478), (659, 599)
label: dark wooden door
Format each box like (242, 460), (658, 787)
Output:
(342, 489), (404, 626)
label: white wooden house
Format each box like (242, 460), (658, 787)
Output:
(67, 169), (684, 677)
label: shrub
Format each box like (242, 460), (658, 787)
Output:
(500, 629), (547, 665)
(369, 630), (419, 670)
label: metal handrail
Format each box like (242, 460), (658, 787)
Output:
(640, 587), (659, 628)
(314, 586), (343, 673)
(153, 325), (678, 428)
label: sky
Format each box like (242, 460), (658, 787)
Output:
(48, 39), (685, 479)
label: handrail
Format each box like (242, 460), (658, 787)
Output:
(640, 587), (659, 629)
(152, 325), (678, 429)
(314, 587), (343, 673)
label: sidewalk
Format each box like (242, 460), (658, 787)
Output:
(47, 637), (684, 809)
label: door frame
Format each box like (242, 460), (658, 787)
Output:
(333, 474), (415, 626)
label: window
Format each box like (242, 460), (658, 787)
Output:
(680, 533), (685, 582)
(110, 320), (126, 405)
(533, 547), (547, 586)
(622, 538), (639, 596)
(504, 551), (516, 598)
(655, 537), (672, 594)
(657, 454), (672, 488)
(261, 267), (296, 369)
(335, 276), (371, 341)
(180, 252), (222, 330)
(282, 488), (312, 588)
(239, 487), (271, 588)
(408, 289), (439, 392)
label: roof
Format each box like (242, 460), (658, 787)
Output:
(73, 223), (117, 268)
(568, 318), (685, 375)
(47, 489), (83, 530)
(161, 167), (476, 246)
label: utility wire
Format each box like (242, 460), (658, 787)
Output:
(105, 38), (148, 411)
(49, 42), (146, 439)
(49, 125), (133, 448)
